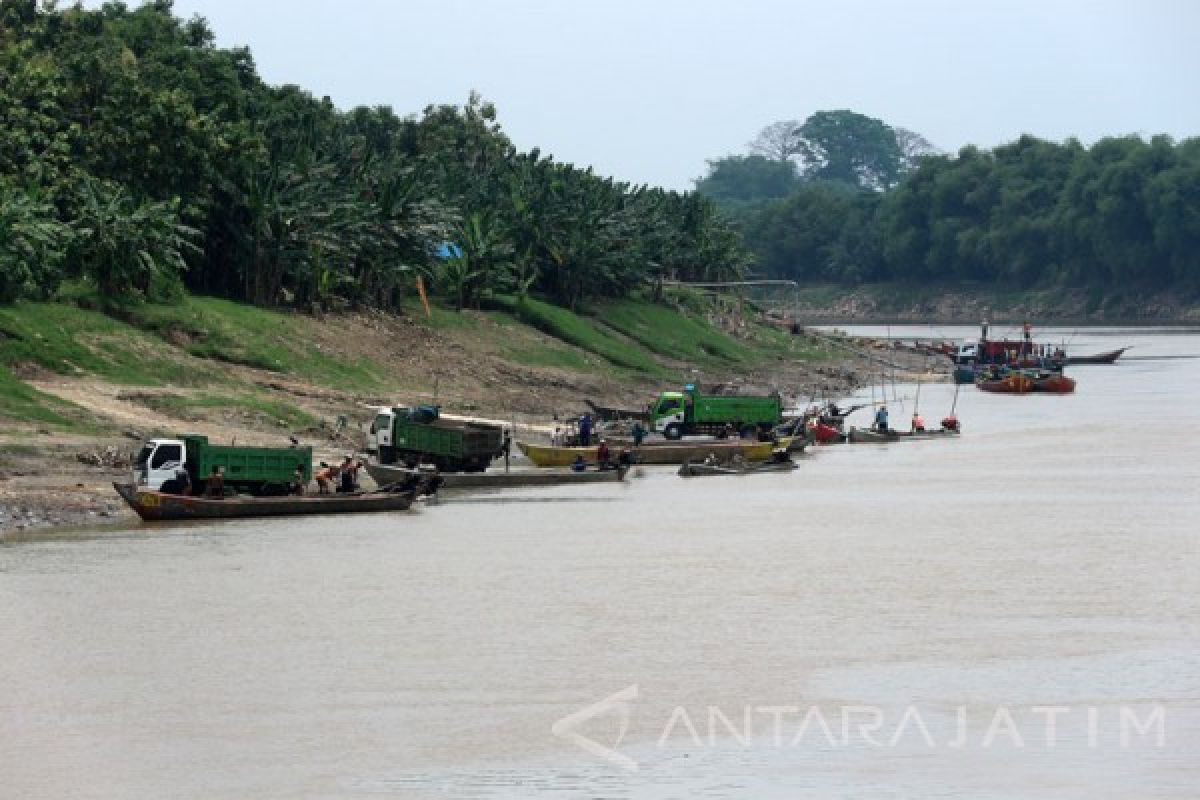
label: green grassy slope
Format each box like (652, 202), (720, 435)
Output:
(0, 291), (826, 430)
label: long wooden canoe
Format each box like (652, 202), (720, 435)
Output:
(847, 427), (900, 444)
(366, 462), (625, 489)
(516, 438), (789, 467)
(1066, 347), (1127, 365)
(114, 482), (420, 521)
(678, 460), (798, 477)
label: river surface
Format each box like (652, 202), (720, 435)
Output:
(3, 327), (1199, 799)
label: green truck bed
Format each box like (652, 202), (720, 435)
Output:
(182, 434), (311, 491)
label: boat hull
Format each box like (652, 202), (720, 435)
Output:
(1034, 374), (1077, 393)
(976, 373), (1035, 393)
(366, 463), (625, 489)
(517, 438), (787, 467)
(114, 482), (418, 521)
(1066, 347), (1127, 365)
(847, 427), (901, 444)
(678, 461), (798, 477)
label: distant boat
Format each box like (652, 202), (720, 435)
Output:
(1033, 372), (1077, 393)
(1065, 347), (1128, 365)
(678, 459), (797, 477)
(976, 371), (1035, 394)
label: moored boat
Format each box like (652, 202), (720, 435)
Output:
(366, 462), (625, 489)
(1066, 347), (1128, 365)
(678, 459), (798, 477)
(1033, 372), (1077, 393)
(517, 438), (788, 467)
(976, 371), (1035, 394)
(847, 427), (900, 443)
(113, 482), (423, 521)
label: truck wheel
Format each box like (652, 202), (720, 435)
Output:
(663, 423), (683, 441)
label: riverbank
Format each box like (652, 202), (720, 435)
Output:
(790, 283), (1200, 325)
(1, 295), (943, 535)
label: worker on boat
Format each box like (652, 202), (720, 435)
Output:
(314, 462), (339, 494)
(617, 448), (634, 469)
(551, 426), (563, 447)
(578, 413), (593, 446)
(769, 448), (790, 464)
(571, 454), (587, 472)
(291, 464), (307, 496)
(911, 412), (925, 433)
(502, 429), (512, 472)
(205, 466), (225, 499)
(596, 438), (611, 467)
(873, 405), (889, 433)
(631, 420), (646, 447)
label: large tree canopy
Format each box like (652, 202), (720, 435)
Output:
(0, 0), (749, 308)
(719, 133), (1200, 292)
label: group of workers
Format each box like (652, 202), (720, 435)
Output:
(553, 415), (647, 449)
(569, 438), (635, 472)
(301, 456), (364, 495)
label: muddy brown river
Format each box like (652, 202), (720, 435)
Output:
(2, 326), (1198, 798)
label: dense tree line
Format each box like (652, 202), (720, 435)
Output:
(0, 0), (749, 307)
(699, 113), (1200, 292)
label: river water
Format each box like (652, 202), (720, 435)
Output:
(2, 326), (1199, 799)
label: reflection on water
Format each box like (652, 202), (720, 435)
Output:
(2, 328), (1198, 799)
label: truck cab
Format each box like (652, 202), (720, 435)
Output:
(365, 406), (406, 456)
(134, 438), (188, 490)
(650, 392), (686, 436)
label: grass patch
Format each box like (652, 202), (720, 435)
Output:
(110, 296), (385, 389)
(0, 302), (224, 385)
(488, 295), (665, 375)
(0, 365), (92, 431)
(591, 299), (752, 365)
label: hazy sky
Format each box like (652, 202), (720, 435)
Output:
(147, 0), (1198, 189)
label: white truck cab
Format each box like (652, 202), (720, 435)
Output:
(364, 407), (404, 455)
(135, 438), (187, 490)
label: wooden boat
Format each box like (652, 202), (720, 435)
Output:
(976, 372), (1034, 393)
(1033, 373), (1077, 393)
(1066, 347), (1127, 365)
(810, 420), (846, 444)
(678, 459), (798, 477)
(114, 482), (422, 521)
(517, 438), (788, 467)
(847, 427), (900, 444)
(894, 427), (961, 439)
(366, 462), (625, 489)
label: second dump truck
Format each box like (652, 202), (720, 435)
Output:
(367, 405), (504, 472)
(649, 384), (782, 440)
(134, 434), (311, 494)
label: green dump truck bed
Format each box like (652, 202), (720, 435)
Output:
(382, 409), (504, 471)
(182, 434), (311, 492)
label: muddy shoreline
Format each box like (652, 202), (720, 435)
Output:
(2, 334), (943, 538)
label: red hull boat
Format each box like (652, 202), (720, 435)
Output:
(976, 372), (1035, 394)
(1034, 373), (1076, 393)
